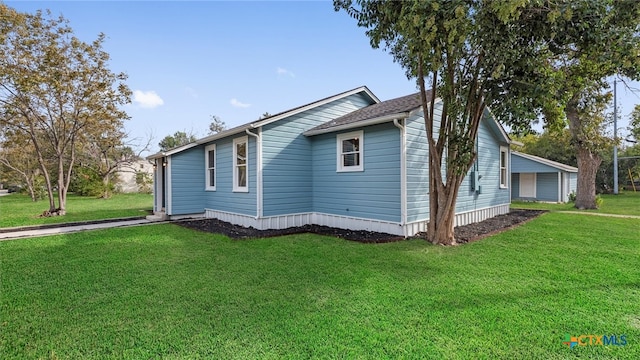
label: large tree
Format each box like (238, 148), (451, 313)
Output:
(336, 0), (640, 243)
(335, 1), (550, 244)
(532, 2), (640, 208)
(0, 5), (131, 215)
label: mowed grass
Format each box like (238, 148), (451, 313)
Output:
(512, 191), (640, 216)
(1, 213), (639, 359)
(0, 193), (153, 228)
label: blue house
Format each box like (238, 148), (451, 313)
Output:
(511, 151), (578, 203)
(148, 86), (513, 236)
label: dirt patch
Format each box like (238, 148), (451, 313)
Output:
(177, 209), (545, 244)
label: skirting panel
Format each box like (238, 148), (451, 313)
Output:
(203, 203), (511, 238)
(403, 203), (511, 237)
(454, 204), (510, 227)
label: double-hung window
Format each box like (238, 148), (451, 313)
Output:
(499, 146), (508, 188)
(233, 136), (248, 192)
(337, 131), (364, 172)
(205, 144), (216, 191)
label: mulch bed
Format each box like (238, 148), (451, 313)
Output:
(177, 209), (546, 244)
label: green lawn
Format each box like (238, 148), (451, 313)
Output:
(0, 193), (153, 228)
(1, 213), (638, 359)
(512, 191), (640, 216)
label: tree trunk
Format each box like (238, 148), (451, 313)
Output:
(102, 173), (111, 199)
(426, 188), (458, 245)
(566, 100), (602, 210)
(574, 147), (602, 209)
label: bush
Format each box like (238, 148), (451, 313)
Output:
(595, 194), (604, 208)
(568, 191), (576, 202)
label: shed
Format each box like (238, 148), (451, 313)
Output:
(511, 151), (577, 203)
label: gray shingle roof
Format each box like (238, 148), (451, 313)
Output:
(307, 91), (429, 133)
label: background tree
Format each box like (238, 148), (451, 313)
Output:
(0, 130), (45, 201)
(208, 115), (226, 135)
(630, 104), (640, 143)
(0, 5), (131, 215)
(531, 2), (640, 208)
(158, 130), (197, 151)
(259, 112), (272, 120)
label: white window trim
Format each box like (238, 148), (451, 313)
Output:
(205, 144), (216, 191)
(336, 130), (364, 172)
(499, 146), (508, 189)
(233, 136), (249, 192)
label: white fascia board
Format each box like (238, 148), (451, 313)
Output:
(252, 86), (380, 129)
(146, 142), (200, 160)
(196, 124), (255, 145)
(303, 113), (409, 136)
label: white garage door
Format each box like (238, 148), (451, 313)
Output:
(519, 173), (536, 198)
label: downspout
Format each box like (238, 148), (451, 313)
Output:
(246, 128), (262, 219)
(393, 119), (406, 235)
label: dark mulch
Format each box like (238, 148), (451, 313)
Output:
(450, 209), (546, 243)
(177, 209), (546, 244)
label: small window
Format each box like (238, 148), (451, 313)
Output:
(205, 144), (216, 191)
(499, 146), (508, 188)
(233, 136), (248, 192)
(337, 131), (364, 172)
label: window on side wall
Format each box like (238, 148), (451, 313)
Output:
(233, 136), (248, 192)
(499, 146), (508, 188)
(205, 144), (216, 191)
(337, 130), (364, 172)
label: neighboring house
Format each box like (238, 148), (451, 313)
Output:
(147, 86), (513, 236)
(116, 160), (154, 193)
(511, 151), (577, 203)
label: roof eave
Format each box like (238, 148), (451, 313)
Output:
(512, 151), (578, 172)
(146, 142), (200, 160)
(253, 86), (380, 129)
(303, 112), (409, 136)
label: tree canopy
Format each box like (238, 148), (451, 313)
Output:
(158, 131), (196, 152)
(336, 0), (640, 243)
(0, 5), (131, 214)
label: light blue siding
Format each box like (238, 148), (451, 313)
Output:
(456, 113), (510, 213)
(202, 135), (257, 216)
(511, 155), (561, 173)
(168, 136), (258, 216)
(311, 123), (401, 222)
(511, 173), (520, 199)
(262, 94), (374, 216)
(169, 147), (206, 215)
(405, 112), (430, 223)
(536, 173), (558, 201)
(405, 105), (510, 222)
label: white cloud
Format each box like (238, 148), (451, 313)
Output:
(133, 90), (164, 109)
(277, 67), (295, 78)
(230, 98), (251, 108)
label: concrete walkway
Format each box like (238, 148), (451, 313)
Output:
(0, 218), (163, 241)
(558, 211), (640, 219)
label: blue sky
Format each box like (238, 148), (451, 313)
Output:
(6, 1), (640, 154)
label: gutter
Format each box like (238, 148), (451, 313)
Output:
(245, 127), (262, 219)
(393, 119), (407, 232)
(303, 113), (409, 136)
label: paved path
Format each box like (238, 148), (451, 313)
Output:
(558, 211), (640, 219)
(0, 219), (160, 241)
